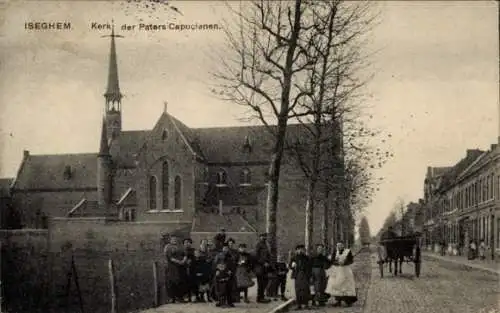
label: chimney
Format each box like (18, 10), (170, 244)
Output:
(491, 143), (498, 151)
(466, 149), (477, 158)
(23, 150), (29, 158)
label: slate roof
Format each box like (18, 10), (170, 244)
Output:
(0, 178), (13, 197)
(438, 149), (484, 192)
(192, 123), (309, 164)
(109, 130), (150, 168)
(458, 145), (498, 180)
(13, 153), (98, 190)
(12, 114), (334, 192)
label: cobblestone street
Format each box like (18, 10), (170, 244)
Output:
(363, 255), (499, 313)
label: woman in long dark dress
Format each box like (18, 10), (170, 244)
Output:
(164, 235), (186, 303)
(290, 244), (312, 310)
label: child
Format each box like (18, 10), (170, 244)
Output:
(235, 243), (254, 303)
(214, 262), (234, 307)
(290, 244), (312, 310)
(192, 249), (212, 302)
(275, 254), (289, 301)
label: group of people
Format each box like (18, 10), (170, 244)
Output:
(467, 239), (487, 260)
(162, 228), (358, 310)
(290, 242), (358, 310)
(162, 230), (287, 308)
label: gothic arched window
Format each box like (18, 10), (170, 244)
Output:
(162, 161), (169, 210)
(174, 175), (182, 210)
(216, 170), (228, 186)
(162, 129), (168, 141)
(240, 168), (251, 185)
(149, 176), (158, 210)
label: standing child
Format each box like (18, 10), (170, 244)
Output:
(235, 244), (254, 303)
(214, 261), (234, 307)
(192, 249), (212, 302)
(275, 254), (289, 301)
(290, 244), (312, 310)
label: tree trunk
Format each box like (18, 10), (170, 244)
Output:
(265, 0), (304, 262)
(265, 120), (287, 262)
(321, 189), (330, 250)
(304, 182), (315, 255)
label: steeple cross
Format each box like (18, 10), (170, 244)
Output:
(101, 19), (124, 39)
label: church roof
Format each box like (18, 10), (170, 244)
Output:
(0, 178), (13, 197)
(13, 153), (98, 190)
(192, 123), (307, 164)
(109, 130), (150, 168)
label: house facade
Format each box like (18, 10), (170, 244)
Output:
(421, 143), (500, 258)
(8, 28), (348, 255)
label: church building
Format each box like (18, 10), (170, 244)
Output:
(9, 28), (346, 254)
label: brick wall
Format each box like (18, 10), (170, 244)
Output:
(1, 229), (51, 312)
(48, 218), (191, 252)
(191, 232), (259, 250)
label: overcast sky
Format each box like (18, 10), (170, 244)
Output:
(0, 1), (498, 234)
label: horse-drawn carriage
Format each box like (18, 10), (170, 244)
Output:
(377, 232), (422, 278)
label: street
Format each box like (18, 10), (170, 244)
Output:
(362, 255), (499, 313)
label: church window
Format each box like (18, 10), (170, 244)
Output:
(242, 136), (252, 153)
(130, 209), (136, 221)
(216, 170), (228, 186)
(149, 176), (158, 210)
(162, 161), (169, 210)
(174, 175), (182, 210)
(161, 129), (168, 141)
(240, 168), (251, 185)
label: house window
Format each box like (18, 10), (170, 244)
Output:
(203, 167), (209, 183)
(63, 165), (72, 180)
(216, 170), (228, 186)
(240, 168), (251, 185)
(264, 169), (270, 184)
(161, 129), (168, 141)
(162, 161), (169, 210)
(174, 175), (182, 210)
(149, 176), (158, 210)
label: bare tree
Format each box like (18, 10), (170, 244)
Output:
(283, 1), (383, 252)
(211, 0), (315, 261)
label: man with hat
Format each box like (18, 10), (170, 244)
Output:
(254, 233), (271, 303)
(214, 227), (227, 252)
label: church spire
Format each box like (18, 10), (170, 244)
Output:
(102, 22), (124, 141)
(104, 24), (122, 105)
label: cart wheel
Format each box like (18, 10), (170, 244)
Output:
(415, 261), (421, 278)
(379, 261), (384, 278)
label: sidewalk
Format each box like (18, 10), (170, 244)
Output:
(422, 251), (500, 275)
(139, 276), (296, 313)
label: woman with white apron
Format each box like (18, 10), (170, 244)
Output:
(325, 242), (357, 307)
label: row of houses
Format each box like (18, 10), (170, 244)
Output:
(420, 139), (500, 258)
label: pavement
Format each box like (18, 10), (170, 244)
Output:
(422, 252), (500, 275)
(362, 252), (499, 313)
(138, 276), (295, 313)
